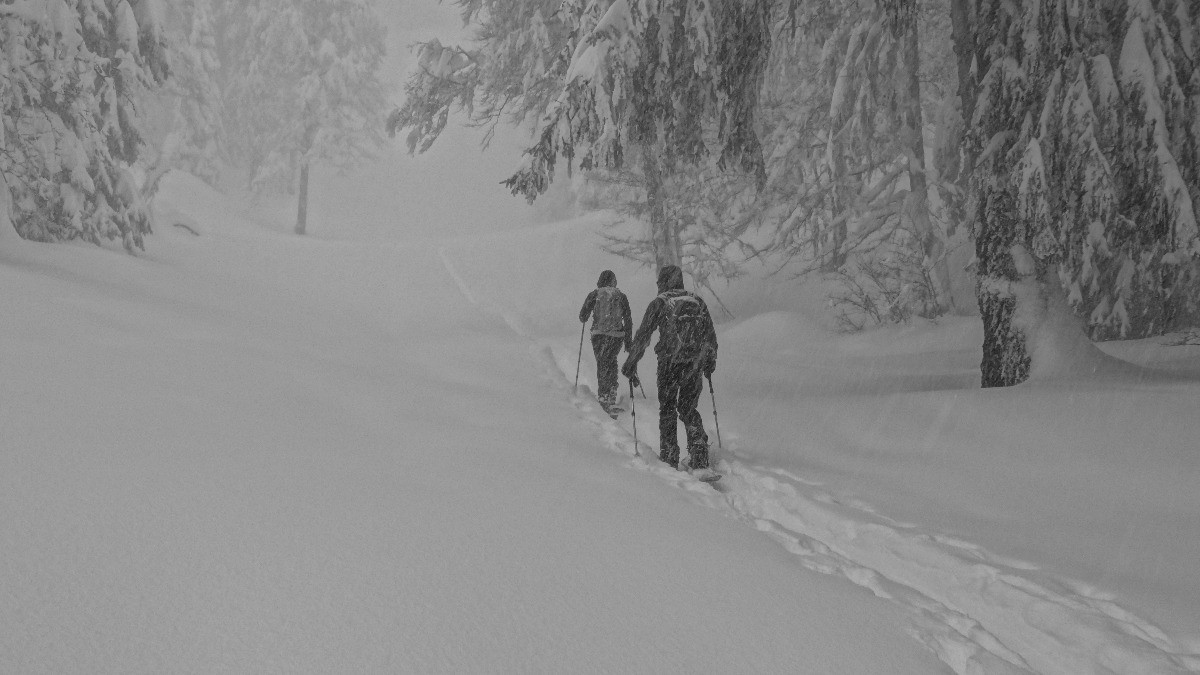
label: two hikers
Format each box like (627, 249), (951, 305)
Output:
(578, 270), (633, 414)
(621, 265), (718, 471)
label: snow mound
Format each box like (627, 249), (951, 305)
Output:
(719, 310), (830, 351)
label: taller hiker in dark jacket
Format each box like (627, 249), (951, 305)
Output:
(621, 265), (717, 470)
(579, 270), (633, 412)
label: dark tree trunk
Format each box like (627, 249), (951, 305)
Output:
(974, 191), (1031, 386)
(895, 0), (952, 314)
(977, 285), (1029, 387)
(824, 151), (850, 272)
(295, 120), (319, 236)
(0, 173), (11, 239)
(950, 0), (977, 134)
(949, 0), (978, 239)
(964, 0), (1033, 387)
(295, 160), (310, 236)
(642, 142), (680, 272)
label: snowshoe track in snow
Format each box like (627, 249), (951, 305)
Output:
(439, 247), (1200, 675)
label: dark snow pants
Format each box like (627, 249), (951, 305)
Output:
(591, 334), (623, 406)
(657, 359), (709, 469)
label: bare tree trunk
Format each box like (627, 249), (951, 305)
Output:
(961, 0), (1031, 386)
(295, 160), (310, 236)
(975, 183), (1031, 387)
(295, 119), (320, 237)
(826, 154), (850, 272)
(824, 73), (851, 271)
(950, 0), (977, 142)
(0, 172), (11, 240)
(642, 142), (680, 272)
(948, 0), (978, 238)
(895, 0), (953, 315)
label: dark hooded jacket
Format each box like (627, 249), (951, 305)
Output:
(624, 265), (717, 368)
(579, 270), (633, 343)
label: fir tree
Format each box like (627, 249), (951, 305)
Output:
(968, 0), (1199, 386)
(697, 0), (963, 321)
(158, 0), (224, 187)
(387, 0), (571, 155)
(501, 0), (773, 271)
(392, 1), (780, 277)
(215, 0), (388, 235)
(1, 0), (171, 251)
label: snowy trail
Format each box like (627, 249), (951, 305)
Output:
(438, 246), (1200, 675)
(2, 184), (946, 674)
(5, 171), (1193, 672)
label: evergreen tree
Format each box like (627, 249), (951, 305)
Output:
(157, 0), (224, 187)
(387, 0), (571, 155)
(968, 0), (1199, 386)
(1, 0), (171, 251)
(215, 0), (388, 235)
(391, 0), (762, 272)
(740, 0), (963, 317)
(502, 0), (773, 271)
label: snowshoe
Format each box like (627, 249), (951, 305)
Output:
(600, 395), (625, 419)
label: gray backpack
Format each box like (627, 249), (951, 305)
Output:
(591, 287), (624, 334)
(659, 291), (705, 362)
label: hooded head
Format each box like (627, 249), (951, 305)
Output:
(596, 270), (617, 288)
(656, 265), (685, 293)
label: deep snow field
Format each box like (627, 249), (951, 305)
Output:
(1, 171), (1198, 674)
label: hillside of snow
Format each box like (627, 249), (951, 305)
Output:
(1, 170), (1198, 674)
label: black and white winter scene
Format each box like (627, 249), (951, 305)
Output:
(3, 0), (1200, 672)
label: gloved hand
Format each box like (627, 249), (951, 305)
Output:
(621, 361), (639, 387)
(703, 356), (716, 377)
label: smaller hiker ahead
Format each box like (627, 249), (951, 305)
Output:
(621, 265), (718, 470)
(579, 270), (633, 413)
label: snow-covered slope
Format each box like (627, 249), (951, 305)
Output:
(0, 173), (939, 673)
(2, 171), (1197, 673)
(444, 199), (1200, 672)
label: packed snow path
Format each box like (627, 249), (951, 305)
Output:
(439, 244), (1200, 675)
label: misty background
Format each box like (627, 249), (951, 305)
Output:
(293, 0), (559, 241)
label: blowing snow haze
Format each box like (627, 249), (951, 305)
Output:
(2, 1), (1200, 673)
(250, 0), (546, 242)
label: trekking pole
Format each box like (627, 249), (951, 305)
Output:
(706, 374), (723, 450)
(639, 383), (648, 399)
(573, 323), (585, 394)
(629, 379), (639, 456)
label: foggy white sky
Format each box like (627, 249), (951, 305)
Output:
(303, 0), (550, 241)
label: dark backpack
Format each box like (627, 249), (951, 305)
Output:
(659, 291), (706, 362)
(591, 287), (624, 334)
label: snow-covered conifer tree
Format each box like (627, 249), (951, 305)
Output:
(1, 0), (171, 250)
(746, 0), (962, 316)
(387, 0), (570, 155)
(215, 0), (387, 235)
(155, 0), (223, 187)
(503, 0), (773, 271)
(968, 0), (1199, 386)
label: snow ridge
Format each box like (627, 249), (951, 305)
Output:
(438, 248), (1200, 675)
